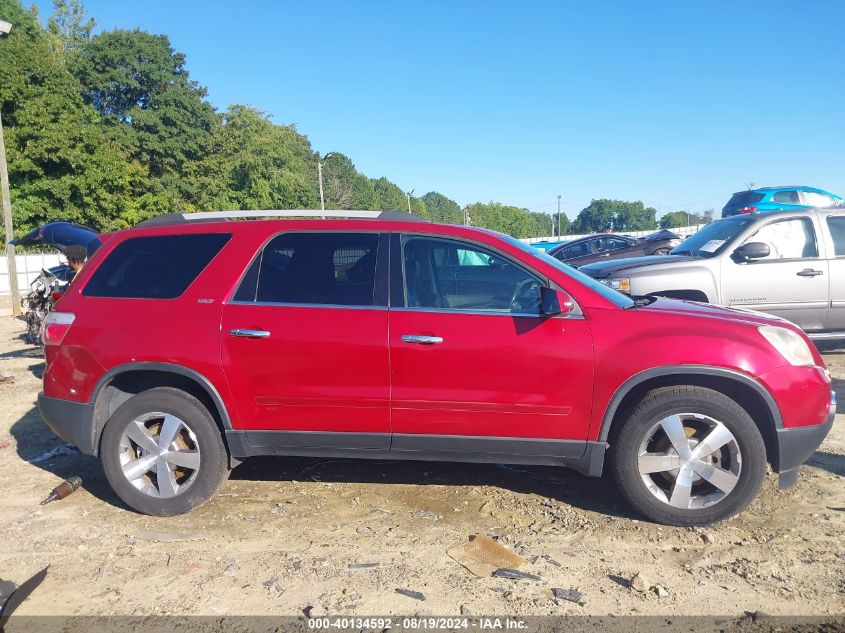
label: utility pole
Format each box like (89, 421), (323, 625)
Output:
(0, 107), (19, 316)
(0, 22), (18, 316)
(406, 189), (414, 214)
(557, 195), (562, 239)
(317, 152), (334, 213)
(317, 160), (325, 212)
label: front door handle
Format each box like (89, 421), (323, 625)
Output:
(230, 329), (271, 339)
(401, 334), (443, 345)
(796, 269), (824, 277)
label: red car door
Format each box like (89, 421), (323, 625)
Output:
(388, 233), (594, 458)
(221, 231), (391, 448)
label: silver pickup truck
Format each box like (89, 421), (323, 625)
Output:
(579, 207), (845, 340)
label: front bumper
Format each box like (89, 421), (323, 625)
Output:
(775, 390), (836, 489)
(37, 393), (97, 455)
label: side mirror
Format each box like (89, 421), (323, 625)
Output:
(541, 287), (575, 316)
(732, 241), (770, 262)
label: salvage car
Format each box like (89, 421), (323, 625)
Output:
(580, 208), (845, 342)
(37, 210), (834, 526)
(547, 229), (680, 267)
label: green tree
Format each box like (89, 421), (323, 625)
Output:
(46, 0), (94, 57)
(659, 210), (712, 229)
(71, 28), (218, 202)
(187, 105), (317, 213)
(0, 0), (144, 233)
(372, 177), (407, 211)
(421, 191), (462, 223)
(573, 199), (657, 233)
(321, 153), (376, 210)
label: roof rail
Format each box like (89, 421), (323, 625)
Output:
(135, 209), (428, 228)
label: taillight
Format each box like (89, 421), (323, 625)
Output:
(42, 312), (75, 346)
(739, 206), (757, 214)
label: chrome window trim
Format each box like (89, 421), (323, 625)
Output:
(228, 300), (388, 311)
(397, 231), (580, 316)
(388, 306), (585, 319)
(224, 229), (386, 308)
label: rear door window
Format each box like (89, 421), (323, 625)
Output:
(83, 233), (231, 299)
(558, 241), (591, 259)
(772, 190), (801, 204)
(826, 217), (845, 256)
(594, 236), (631, 252)
(234, 232), (382, 306)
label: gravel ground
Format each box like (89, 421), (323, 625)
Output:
(0, 315), (842, 618)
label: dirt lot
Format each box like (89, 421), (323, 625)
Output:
(0, 315), (842, 619)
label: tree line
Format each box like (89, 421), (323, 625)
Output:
(0, 0), (704, 240)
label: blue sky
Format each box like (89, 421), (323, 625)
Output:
(34, 0), (845, 218)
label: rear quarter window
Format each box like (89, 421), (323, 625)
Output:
(83, 233), (231, 299)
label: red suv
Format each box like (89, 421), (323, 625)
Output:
(37, 210), (835, 526)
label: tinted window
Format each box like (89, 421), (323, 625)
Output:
(772, 190), (800, 204)
(84, 234), (230, 299)
(559, 241), (591, 259)
(236, 232), (380, 306)
(743, 218), (818, 259)
(594, 236), (630, 251)
(403, 236), (542, 314)
(826, 217), (845, 256)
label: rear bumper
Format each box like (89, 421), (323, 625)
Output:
(37, 393), (97, 455)
(775, 391), (836, 489)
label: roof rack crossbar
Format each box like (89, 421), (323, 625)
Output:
(136, 209), (428, 227)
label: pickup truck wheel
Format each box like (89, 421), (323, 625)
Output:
(610, 386), (766, 526)
(100, 387), (229, 516)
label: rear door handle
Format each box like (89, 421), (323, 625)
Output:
(230, 329), (271, 339)
(401, 335), (443, 345)
(796, 269), (823, 277)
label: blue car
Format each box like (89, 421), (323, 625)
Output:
(721, 186), (843, 217)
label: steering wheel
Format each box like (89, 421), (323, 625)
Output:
(509, 278), (541, 311)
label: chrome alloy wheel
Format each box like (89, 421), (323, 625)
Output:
(637, 413), (741, 510)
(118, 412), (201, 498)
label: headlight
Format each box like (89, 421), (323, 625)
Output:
(758, 325), (814, 366)
(600, 277), (630, 293)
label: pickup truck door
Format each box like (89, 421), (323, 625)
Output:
(822, 214), (845, 331)
(720, 216), (828, 331)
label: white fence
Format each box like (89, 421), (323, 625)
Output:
(0, 253), (64, 295)
(522, 224), (706, 245)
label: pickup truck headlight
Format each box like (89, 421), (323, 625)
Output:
(600, 277), (630, 293)
(758, 325), (814, 366)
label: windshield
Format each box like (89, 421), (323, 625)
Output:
(669, 217), (756, 257)
(497, 234), (635, 308)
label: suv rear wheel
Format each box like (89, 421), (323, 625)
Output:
(100, 387), (229, 515)
(610, 386), (766, 526)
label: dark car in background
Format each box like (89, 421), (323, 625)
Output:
(721, 186), (843, 218)
(547, 229), (680, 267)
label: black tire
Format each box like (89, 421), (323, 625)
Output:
(609, 386), (766, 526)
(100, 387), (229, 516)
(652, 247), (670, 255)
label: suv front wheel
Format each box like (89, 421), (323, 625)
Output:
(610, 386), (766, 526)
(100, 387), (229, 516)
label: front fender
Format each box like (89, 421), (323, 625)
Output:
(628, 263), (719, 303)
